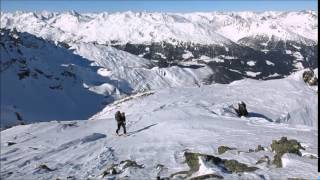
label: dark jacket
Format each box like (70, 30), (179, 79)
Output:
(237, 102), (248, 117)
(115, 111), (122, 122)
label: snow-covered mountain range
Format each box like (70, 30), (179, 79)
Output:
(2, 10), (317, 80)
(1, 10), (317, 44)
(0, 10), (318, 127)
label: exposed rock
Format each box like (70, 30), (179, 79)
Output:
(60, 122), (78, 129)
(308, 76), (318, 86)
(303, 70), (313, 82)
(271, 137), (305, 167)
(218, 146), (236, 154)
(183, 152), (258, 177)
(157, 176), (170, 180)
(102, 164), (118, 177)
(303, 70), (318, 86)
(7, 142), (16, 146)
(120, 160), (144, 169)
(184, 152), (201, 173)
(15, 112), (23, 121)
(57, 41), (70, 49)
(223, 160), (259, 173)
(102, 160), (144, 177)
(17, 69), (30, 80)
(61, 70), (76, 79)
(37, 164), (55, 171)
(49, 84), (63, 90)
(255, 145), (264, 152)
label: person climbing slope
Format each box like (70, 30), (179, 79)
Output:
(115, 111), (127, 135)
(234, 101), (248, 117)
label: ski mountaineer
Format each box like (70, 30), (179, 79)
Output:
(115, 111), (127, 135)
(234, 101), (248, 117)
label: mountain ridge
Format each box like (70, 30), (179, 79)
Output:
(1, 10), (317, 45)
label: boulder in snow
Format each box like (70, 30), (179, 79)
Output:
(302, 70), (318, 86)
(271, 137), (305, 168)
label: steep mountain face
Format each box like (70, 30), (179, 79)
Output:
(0, 29), (114, 127)
(112, 40), (317, 83)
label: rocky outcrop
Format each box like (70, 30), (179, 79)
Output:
(303, 70), (318, 86)
(271, 137), (305, 167)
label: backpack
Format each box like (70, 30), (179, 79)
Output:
(120, 113), (126, 122)
(238, 102), (248, 116)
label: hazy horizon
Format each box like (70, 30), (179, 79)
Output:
(1, 0), (317, 13)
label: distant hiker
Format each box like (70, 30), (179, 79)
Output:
(115, 111), (127, 135)
(234, 101), (248, 117)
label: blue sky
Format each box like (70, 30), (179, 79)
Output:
(1, 0), (318, 13)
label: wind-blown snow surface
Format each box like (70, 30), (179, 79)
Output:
(1, 10), (317, 45)
(1, 72), (318, 179)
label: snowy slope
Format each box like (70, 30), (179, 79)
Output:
(70, 42), (213, 92)
(1, 72), (318, 179)
(0, 29), (215, 128)
(1, 10), (317, 45)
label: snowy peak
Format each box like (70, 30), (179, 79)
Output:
(1, 10), (317, 45)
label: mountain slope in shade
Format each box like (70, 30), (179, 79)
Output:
(0, 29), (215, 128)
(0, 29), (111, 127)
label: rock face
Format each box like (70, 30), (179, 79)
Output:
(218, 146), (236, 154)
(112, 40), (318, 84)
(255, 145), (265, 152)
(271, 137), (305, 168)
(223, 160), (259, 173)
(101, 160), (144, 177)
(302, 70), (318, 86)
(183, 152), (258, 177)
